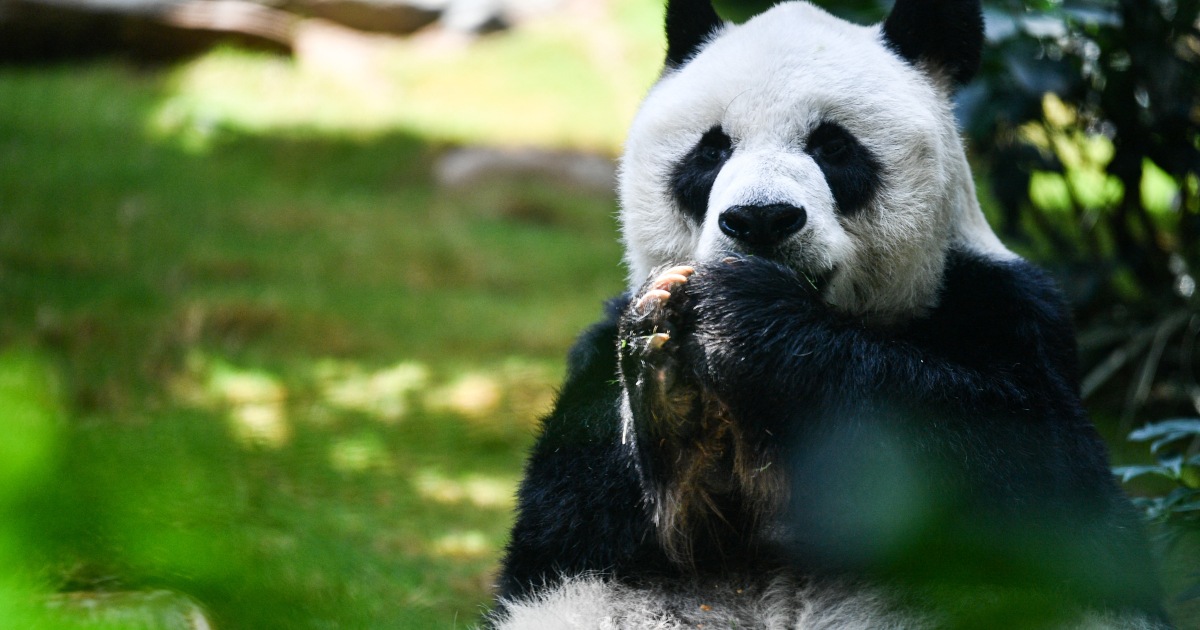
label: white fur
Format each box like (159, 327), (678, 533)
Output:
(486, 576), (1167, 630)
(487, 574), (926, 630)
(618, 1), (1014, 322)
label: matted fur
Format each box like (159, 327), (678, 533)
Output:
(618, 1), (1011, 323)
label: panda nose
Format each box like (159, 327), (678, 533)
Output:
(718, 203), (807, 249)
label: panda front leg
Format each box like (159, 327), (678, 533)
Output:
(617, 263), (782, 566)
(618, 264), (700, 443)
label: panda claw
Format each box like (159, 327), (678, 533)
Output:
(638, 289), (672, 312)
(653, 273), (691, 291)
(648, 332), (670, 351)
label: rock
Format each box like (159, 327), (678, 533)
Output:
(435, 146), (617, 194)
(284, 0), (437, 34)
(0, 0), (296, 62)
(0, 0), (568, 61)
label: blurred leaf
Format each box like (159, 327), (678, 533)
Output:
(1129, 419), (1200, 445)
(1114, 464), (1173, 482)
(0, 348), (63, 495)
(1177, 579), (1200, 602)
(1163, 486), (1199, 510)
(1160, 453), (1186, 478)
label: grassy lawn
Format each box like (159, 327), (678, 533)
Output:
(0, 3), (662, 626)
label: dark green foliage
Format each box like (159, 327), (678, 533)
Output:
(964, 0), (1200, 305)
(1115, 418), (1200, 610)
(1116, 419), (1200, 527)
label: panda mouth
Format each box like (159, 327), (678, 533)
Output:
(799, 265), (837, 295)
(761, 246), (837, 295)
(715, 245), (837, 295)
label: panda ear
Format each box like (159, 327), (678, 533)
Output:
(665, 0), (725, 68)
(881, 0), (984, 87)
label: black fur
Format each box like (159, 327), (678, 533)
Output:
(495, 297), (670, 603)
(806, 121), (882, 215)
(882, 0), (985, 86)
(664, 0), (725, 68)
(670, 125), (734, 224)
(495, 250), (1168, 624)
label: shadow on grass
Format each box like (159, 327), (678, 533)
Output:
(0, 59), (626, 628)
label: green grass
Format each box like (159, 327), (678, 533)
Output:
(0, 4), (661, 623)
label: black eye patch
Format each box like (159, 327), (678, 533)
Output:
(670, 126), (733, 224)
(806, 122), (882, 216)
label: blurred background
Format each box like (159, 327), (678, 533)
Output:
(0, 0), (1197, 627)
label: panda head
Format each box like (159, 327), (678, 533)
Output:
(619, 0), (1013, 323)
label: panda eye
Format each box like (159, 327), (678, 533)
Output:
(669, 125), (734, 224)
(696, 126), (733, 165)
(805, 121), (882, 216)
(816, 136), (850, 161)
(808, 125), (853, 163)
(699, 144), (725, 163)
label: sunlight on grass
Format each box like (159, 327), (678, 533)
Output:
(179, 352), (292, 447)
(425, 360), (559, 435)
(329, 432), (392, 473)
(414, 469), (516, 509)
(317, 360), (430, 423)
(149, 0), (664, 152)
(425, 372), (503, 418)
(172, 348), (558, 439)
(431, 530), (493, 559)
(149, 47), (407, 148)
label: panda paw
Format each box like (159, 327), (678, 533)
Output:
(618, 265), (702, 428)
(633, 264), (695, 333)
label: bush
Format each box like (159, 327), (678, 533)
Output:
(959, 0), (1200, 422)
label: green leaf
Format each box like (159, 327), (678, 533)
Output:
(1175, 581), (1200, 603)
(1113, 464), (1172, 483)
(1128, 418), (1200, 442)
(1162, 486), (1197, 509)
(1171, 498), (1200, 513)
(1159, 453), (1185, 478)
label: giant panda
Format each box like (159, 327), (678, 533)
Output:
(487, 0), (1172, 628)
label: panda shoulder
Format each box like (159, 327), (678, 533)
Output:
(547, 295), (631, 410)
(940, 248), (1070, 320)
(564, 295), (630, 378)
(932, 248), (1078, 363)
